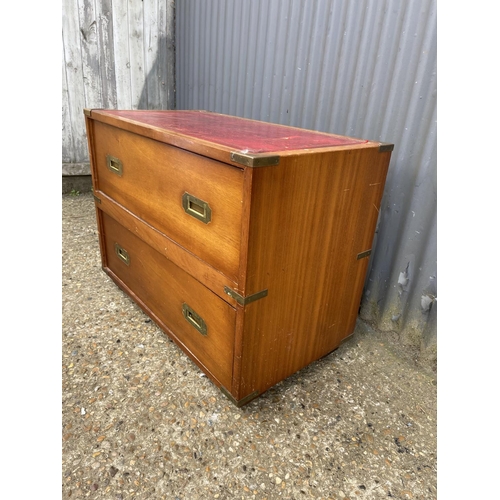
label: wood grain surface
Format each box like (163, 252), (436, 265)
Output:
(100, 210), (236, 389)
(95, 190), (240, 304)
(93, 120), (245, 281)
(233, 147), (391, 399)
(86, 110), (392, 405)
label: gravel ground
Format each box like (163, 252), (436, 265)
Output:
(62, 192), (437, 499)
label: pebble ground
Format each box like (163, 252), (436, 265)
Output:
(62, 193), (437, 499)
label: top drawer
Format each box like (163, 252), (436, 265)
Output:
(91, 121), (244, 281)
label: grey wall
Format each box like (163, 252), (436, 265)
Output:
(62, 0), (176, 166)
(176, 0), (437, 366)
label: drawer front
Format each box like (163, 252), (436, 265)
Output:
(92, 121), (244, 281)
(100, 210), (236, 388)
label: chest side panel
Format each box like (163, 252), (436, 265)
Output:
(236, 147), (391, 398)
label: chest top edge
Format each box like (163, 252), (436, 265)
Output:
(85, 109), (389, 167)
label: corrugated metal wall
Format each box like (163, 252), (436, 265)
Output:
(176, 0), (437, 366)
(62, 0), (175, 165)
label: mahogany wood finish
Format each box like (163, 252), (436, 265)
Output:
(100, 211), (236, 388)
(91, 120), (245, 281)
(85, 109), (392, 406)
(235, 148), (390, 399)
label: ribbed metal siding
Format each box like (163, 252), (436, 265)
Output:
(176, 0), (437, 363)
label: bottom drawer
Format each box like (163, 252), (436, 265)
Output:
(99, 210), (236, 389)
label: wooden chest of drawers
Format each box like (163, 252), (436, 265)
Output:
(84, 109), (392, 406)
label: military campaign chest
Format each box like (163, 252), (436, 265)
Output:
(84, 109), (392, 406)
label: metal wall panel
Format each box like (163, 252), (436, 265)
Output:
(62, 0), (175, 164)
(177, 0), (437, 365)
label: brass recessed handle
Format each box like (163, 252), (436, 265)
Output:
(114, 243), (130, 266)
(182, 192), (211, 224)
(182, 303), (207, 336)
(106, 154), (123, 176)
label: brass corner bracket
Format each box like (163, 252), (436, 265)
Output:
(230, 152), (280, 168)
(357, 249), (372, 260)
(220, 386), (260, 407)
(224, 287), (268, 306)
(379, 143), (394, 153)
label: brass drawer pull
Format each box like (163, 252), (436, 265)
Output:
(182, 192), (212, 224)
(106, 154), (123, 176)
(182, 303), (207, 336)
(114, 243), (130, 265)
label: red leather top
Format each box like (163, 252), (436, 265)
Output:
(97, 110), (367, 153)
